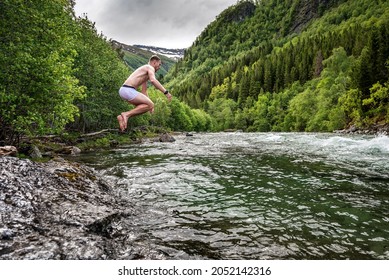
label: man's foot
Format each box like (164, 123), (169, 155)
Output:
(117, 114), (125, 132)
(121, 113), (128, 130)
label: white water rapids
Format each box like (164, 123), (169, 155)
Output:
(75, 132), (389, 259)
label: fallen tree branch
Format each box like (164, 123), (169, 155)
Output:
(80, 129), (119, 138)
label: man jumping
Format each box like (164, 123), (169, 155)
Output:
(117, 55), (172, 131)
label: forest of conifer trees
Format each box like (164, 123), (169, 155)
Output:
(166, 0), (389, 132)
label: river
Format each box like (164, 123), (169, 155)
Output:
(72, 132), (389, 259)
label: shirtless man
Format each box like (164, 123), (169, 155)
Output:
(117, 55), (172, 131)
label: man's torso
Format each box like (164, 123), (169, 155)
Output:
(124, 65), (154, 88)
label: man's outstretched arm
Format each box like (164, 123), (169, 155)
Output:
(147, 66), (172, 101)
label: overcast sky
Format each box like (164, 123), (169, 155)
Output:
(74, 0), (238, 49)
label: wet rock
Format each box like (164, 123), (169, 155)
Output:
(0, 156), (165, 260)
(109, 140), (119, 148)
(0, 228), (14, 240)
(28, 145), (42, 159)
(159, 133), (175, 143)
(334, 123), (389, 135)
(59, 146), (82, 156)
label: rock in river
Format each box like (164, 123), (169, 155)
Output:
(0, 156), (164, 260)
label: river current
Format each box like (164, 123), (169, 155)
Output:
(74, 132), (389, 259)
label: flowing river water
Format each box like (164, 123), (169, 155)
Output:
(73, 132), (389, 259)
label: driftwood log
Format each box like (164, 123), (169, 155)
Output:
(0, 146), (17, 156)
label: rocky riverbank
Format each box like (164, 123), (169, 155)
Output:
(0, 156), (165, 260)
(334, 123), (389, 135)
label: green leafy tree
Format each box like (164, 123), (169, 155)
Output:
(286, 81), (318, 131)
(307, 47), (353, 131)
(207, 98), (238, 131)
(338, 88), (363, 126)
(148, 90), (172, 128)
(168, 99), (193, 131)
(268, 81), (303, 131)
(0, 0), (84, 144)
(249, 94), (271, 132)
(69, 16), (129, 133)
(191, 109), (213, 131)
(362, 81), (389, 124)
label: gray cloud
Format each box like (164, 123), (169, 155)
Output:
(75, 0), (237, 48)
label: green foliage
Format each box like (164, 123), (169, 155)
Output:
(207, 98), (238, 131)
(362, 81), (389, 123)
(1, 0), (207, 145)
(308, 47), (353, 131)
(166, 0), (389, 132)
(148, 90), (172, 128)
(2, 0), (388, 144)
(0, 0), (84, 142)
(248, 95), (271, 132)
(338, 88), (363, 125)
(146, 89), (212, 132)
(283, 47), (354, 131)
(286, 81), (318, 131)
(69, 16), (129, 133)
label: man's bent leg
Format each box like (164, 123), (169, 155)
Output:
(120, 94), (154, 129)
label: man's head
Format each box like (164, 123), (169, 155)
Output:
(149, 55), (162, 71)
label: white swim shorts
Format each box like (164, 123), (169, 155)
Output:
(119, 85), (139, 101)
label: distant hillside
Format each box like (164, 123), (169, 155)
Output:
(111, 40), (182, 78)
(166, 0), (346, 90)
(165, 0), (389, 132)
(134, 45), (184, 60)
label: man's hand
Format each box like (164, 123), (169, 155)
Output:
(166, 92), (172, 102)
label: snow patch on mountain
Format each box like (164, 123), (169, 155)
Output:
(134, 45), (185, 60)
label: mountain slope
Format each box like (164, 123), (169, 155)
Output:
(111, 40), (181, 78)
(134, 45), (184, 60)
(165, 0), (389, 132)
(166, 0), (346, 95)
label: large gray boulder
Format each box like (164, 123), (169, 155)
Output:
(0, 157), (164, 260)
